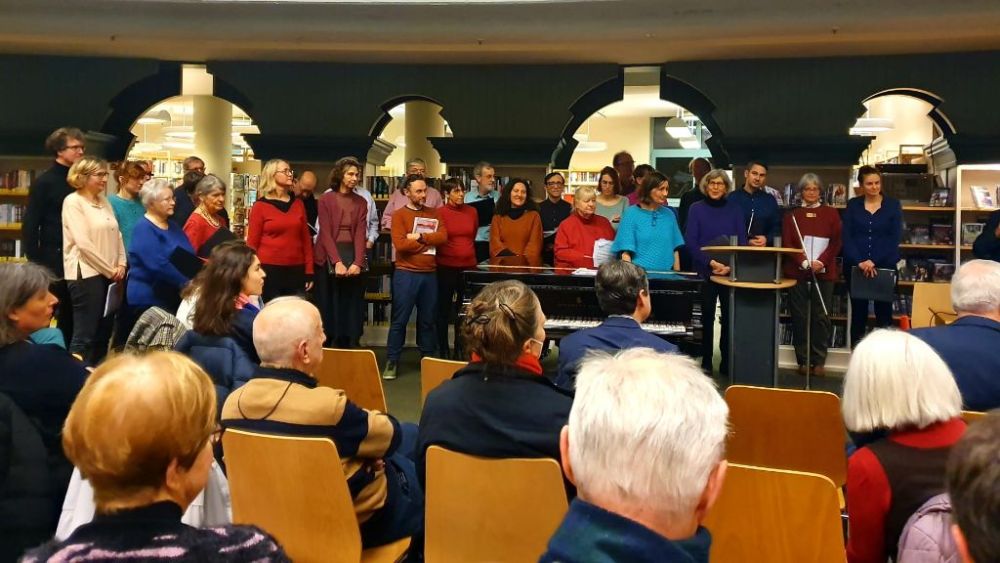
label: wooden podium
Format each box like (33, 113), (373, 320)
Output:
(702, 246), (800, 387)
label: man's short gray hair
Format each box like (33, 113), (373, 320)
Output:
(139, 178), (172, 208)
(951, 259), (1000, 315)
(569, 348), (728, 520)
(473, 161), (494, 178)
(406, 157), (427, 169)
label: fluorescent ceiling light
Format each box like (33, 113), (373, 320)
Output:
(133, 142), (162, 152)
(575, 141), (608, 153)
(572, 133), (589, 142)
(163, 140), (195, 150)
(850, 117), (894, 136)
(163, 126), (196, 139)
(665, 116), (691, 139)
(136, 110), (170, 125)
(679, 137), (700, 149)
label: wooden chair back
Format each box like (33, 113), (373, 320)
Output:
(420, 357), (466, 405)
(424, 445), (568, 563)
(222, 429), (363, 562)
(705, 463), (845, 563)
(911, 282), (956, 328)
(962, 410), (987, 424)
(316, 348), (388, 412)
(725, 385), (847, 487)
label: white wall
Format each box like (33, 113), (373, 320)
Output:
(861, 95), (935, 164)
(569, 115), (651, 170)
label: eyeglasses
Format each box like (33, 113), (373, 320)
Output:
(707, 180), (727, 187)
(90, 171), (109, 178)
(278, 169), (294, 177)
(63, 144), (85, 152)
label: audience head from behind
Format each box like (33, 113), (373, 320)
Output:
(547, 348), (728, 559)
(950, 259), (1000, 322)
(595, 260), (651, 323)
(842, 329), (962, 434)
(0, 262), (56, 346)
(45, 126), (86, 166)
(461, 279), (545, 366)
(947, 412), (1000, 563)
(253, 297), (325, 376)
(23, 351), (288, 561)
(184, 241), (265, 336)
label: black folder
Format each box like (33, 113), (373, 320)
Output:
(196, 228), (236, 259)
(850, 266), (897, 302)
(169, 247), (204, 279)
(468, 197), (496, 227)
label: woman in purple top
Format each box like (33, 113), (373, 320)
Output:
(684, 169), (747, 375)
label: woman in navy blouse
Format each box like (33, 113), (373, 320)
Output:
(842, 165), (902, 347)
(124, 179), (197, 337)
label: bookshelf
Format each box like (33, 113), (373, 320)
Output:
(551, 169), (602, 197)
(0, 157), (50, 264)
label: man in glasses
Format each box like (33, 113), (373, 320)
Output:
(539, 172), (571, 264)
(22, 126), (87, 344)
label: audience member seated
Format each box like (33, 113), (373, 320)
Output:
(222, 298), (422, 549)
(0, 262), (89, 548)
(947, 411), (1000, 563)
(541, 348), (728, 563)
(417, 280), (574, 487)
(911, 259), (1000, 411)
(175, 242), (265, 410)
(556, 260), (678, 388)
(842, 329), (966, 563)
(22, 352), (288, 562)
(552, 185), (616, 270)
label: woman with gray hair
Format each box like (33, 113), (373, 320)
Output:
(0, 262), (88, 554)
(120, 179), (199, 339)
(183, 174), (234, 258)
(842, 329), (966, 563)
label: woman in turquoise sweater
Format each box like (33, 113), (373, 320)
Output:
(611, 172), (684, 272)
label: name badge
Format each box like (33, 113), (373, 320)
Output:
(806, 212), (817, 218)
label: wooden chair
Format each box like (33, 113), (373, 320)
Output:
(962, 410), (987, 424)
(705, 463), (845, 563)
(420, 357), (466, 405)
(223, 429), (410, 563)
(316, 348), (388, 412)
(725, 386), (847, 491)
(911, 282), (956, 328)
(424, 445), (568, 563)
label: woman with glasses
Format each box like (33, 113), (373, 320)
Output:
(417, 280), (573, 488)
(611, 171), (684, 272)
(62, 156), (126, 364)
(553, 185), (616, 269)
(595, 166), (628, 230)
(246, 159), (314, 303)
(435, 177), (478, 358)
(684, 169), (747, 375)
(23, 352), (288, 561)
(183, 174), (232, 258)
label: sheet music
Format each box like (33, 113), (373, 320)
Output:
(412, 217), (439, 255)
(592, 238), (614, 266)
(803, 235), (829, 263)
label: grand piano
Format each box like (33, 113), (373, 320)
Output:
(461, 258), (704, 354)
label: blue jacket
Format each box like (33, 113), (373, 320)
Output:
(842, 196), (903, 269)
(127, 217), (197, 309)
(556, 316), (678, 389)
(540, 499), (712, 563)
(910, 316), (1000, 412)
(728, 188), (781, 245)
(972, 210), (1000, 262)
(174, 332), (257, 415)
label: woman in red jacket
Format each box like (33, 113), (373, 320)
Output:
(553, 186), (616, 270)
(435, 177), (478, 358)
(246, 158), (314, 303)
(314, 157), (368, 348)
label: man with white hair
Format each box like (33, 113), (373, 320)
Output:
(911, 259), (1000, 411)
(541, 348), (729, 563)
(221, 297), (423, 549)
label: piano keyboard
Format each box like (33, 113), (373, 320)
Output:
(545, 317), (689, 336)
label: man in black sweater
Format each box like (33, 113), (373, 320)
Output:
(21, 127), (86, 344)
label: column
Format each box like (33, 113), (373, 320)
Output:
(193, 95), (232, 183)
(404, 101), (446, 177)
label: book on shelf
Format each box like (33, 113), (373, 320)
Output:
(932, 261), (956, 282)
(961, 223), (985, 245)
(0, 203), (25, 225)
(970, 185), (996, 209)
(909, 225), (930, 244)
(0, 239), (23, 260)
(930, 224), (954, 245)
(899, 255), (951, 282)
(928, 187), (950, 207)
(824, 183), (848, 206)
(1, 169), (35, 189)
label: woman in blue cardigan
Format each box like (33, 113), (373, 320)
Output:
(123, 179), (198, 340)
(842, 165), (902, 347)
(611, 171), (684, 272)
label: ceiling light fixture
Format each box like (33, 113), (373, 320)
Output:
(850, 117), (894, 136)
(679, 137), (700, 150)
(575, 141), (608, 153)
(133, 141), (162, 152)
(665, 116), (691, 139)
(136, 110), (171, 125)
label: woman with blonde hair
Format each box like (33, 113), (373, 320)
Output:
(553, 185), (616, 269)
(842, 329), (965, 563)
(417, 280), (573, 486)
(22, 352), (288, 561)
(246, 158), (313, 302)
(62, 156), (126, 363)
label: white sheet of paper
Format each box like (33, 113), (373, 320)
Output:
(412, 217), (439, 255)
(592, 238), (614, 266)
(802, 236), (829, 262)
(572, 268), (598, 276)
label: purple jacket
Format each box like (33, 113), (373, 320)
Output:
(683, 198), (747, 278)
(896, 493), (958, 563)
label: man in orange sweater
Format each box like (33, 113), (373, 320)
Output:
(384, 175), (448, 380)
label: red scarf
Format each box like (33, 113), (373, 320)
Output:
(469, 352), (544, 376)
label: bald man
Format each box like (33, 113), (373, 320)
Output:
(221, 297), (423, 548)
(293, 170), (319, 228)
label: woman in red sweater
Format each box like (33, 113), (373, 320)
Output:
(183, 174), (234, 258)
(313, 157), (369, 348)
(435, 177), (478, 358)
(842, 329), (966, 563)
(490, 178), (542, 262)
(781, 173), (843, 376)
(246, 158), (314, 303)
(553, 185), (616, 270)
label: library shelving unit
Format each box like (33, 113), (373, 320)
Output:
(551, 169), (601, 197)
(0, 156), (51, 264)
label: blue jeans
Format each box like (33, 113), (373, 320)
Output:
(360, 423), (424, 548)
(387, 270), (437, 363)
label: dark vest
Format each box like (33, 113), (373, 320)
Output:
(867, 438), (952, 560)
